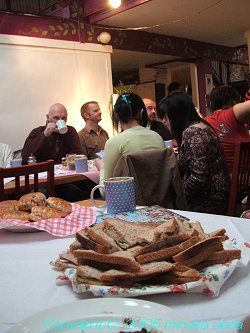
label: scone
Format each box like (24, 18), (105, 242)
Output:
(19, 192), (47, 211)
(0, 200), (20, 210)
(46, 197), (72, 217)
(2, 211), (31, 221)
(0, 200), (20, 217)
(30, 206), (62, 221)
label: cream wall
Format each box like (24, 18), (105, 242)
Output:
(0, 34), (113, 151)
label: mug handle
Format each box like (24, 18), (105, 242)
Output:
(90, 185), (106, 209)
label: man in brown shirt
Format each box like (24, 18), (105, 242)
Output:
(78, 101), (109, 159)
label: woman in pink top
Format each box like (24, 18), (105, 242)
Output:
(206, 85), (250, 172)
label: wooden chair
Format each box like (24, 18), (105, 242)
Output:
(0, 160), (55, 201)
(227, 141), (250, 217)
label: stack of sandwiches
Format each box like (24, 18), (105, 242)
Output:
(53, 217), (241, 286)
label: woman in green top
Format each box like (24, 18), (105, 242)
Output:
(96, 93), (165, 182)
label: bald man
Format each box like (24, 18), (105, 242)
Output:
(22, 103), (82, 164)
(143, 98), (172, 141)
(21, 103), (96, 202)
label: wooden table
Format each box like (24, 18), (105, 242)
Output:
(4, 173), (89, 195)
(76, 199), (105, 207)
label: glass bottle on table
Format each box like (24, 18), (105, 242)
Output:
(27, 154), (36, 164)
(66, 154), (76, 170)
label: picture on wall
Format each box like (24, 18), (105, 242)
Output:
(205, 74), (213, 95)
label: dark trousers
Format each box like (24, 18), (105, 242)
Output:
(55, 179), (100, 202)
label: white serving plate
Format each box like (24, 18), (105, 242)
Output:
(4, 225), (42, 233)
(6, 298), (199, 333)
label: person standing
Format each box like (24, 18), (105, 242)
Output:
(78, 101), (109, 159)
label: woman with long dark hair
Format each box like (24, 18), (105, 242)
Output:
(159, 92), (230, 214)
(96, 93), (165, 182)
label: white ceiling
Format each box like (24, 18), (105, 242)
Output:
(99, 0), (250, 72)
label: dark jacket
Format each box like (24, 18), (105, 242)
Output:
(22, 125), (82, 164)
(150, 121), (172, 141)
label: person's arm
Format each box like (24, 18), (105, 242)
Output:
(98, 137), (121, 185)
(21, 127), (48, 163)
(95, 158), (104, 171)
(5, 145), (13, 168)
(0, 143), (13, 168)
(78, 129), (90, 157)
(178, 130), (209, 195)
(78, 136), (88, 157)
(233, 100), (250, 123)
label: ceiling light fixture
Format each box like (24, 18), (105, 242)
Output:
(109, 0), (122, 9)
(97, 32), (112, 44)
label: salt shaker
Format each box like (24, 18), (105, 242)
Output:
(27, 154), (37, 164)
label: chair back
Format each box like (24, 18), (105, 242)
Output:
(227, 141), (250, 216)
(0, 160), (55, 201)
(113, 148), (187, 209)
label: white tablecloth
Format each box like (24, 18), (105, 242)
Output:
(0, 210), (250, 333)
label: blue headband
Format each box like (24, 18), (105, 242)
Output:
(121, 94), (131, 105)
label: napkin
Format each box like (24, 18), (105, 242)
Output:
(0, 203), (96, 237)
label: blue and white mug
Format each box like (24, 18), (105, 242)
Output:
(90, 177), (136, 214)
(75, 156), (88, 173)
(10, 158), (22, 167)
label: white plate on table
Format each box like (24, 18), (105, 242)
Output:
(4, 225), (42, 233)
(6, 298), (198, 333)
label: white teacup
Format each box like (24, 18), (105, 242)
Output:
(56, 119), (68, 134)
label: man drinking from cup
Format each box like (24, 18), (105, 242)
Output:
(21, 103), (90, 202)
(21, 103), (82, 164)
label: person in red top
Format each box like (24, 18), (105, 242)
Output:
(245, 88), (250, 101)
(206, 85), (250, 172)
